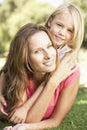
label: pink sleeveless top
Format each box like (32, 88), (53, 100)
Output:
(26, 65), (80, 120)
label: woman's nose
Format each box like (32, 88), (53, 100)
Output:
(44, 50), (51, 59)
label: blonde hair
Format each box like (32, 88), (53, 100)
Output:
(45, 2), (84, 53)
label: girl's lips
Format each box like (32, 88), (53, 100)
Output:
(55, 35), (63, 41)
(54, 35), (65, 45)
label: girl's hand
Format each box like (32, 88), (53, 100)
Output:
(50, 53), (77, 86)
(0, 94), (8, 116)
(9, 106), (28, 124)
(58, 53), (77, 78)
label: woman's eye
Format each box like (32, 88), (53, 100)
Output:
(47, 45), (53, 49)
(35, 50), (41, 54)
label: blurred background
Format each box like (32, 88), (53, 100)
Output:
(0, 0), (87, 129)
(0, 0), (87, 87)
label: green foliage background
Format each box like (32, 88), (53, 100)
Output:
(0, 1), (87, 129)
(0, 0), (54, 53)
(0, 0), (87, 53)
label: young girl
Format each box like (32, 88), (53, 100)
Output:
(45, 2), (84, 58)
(1, 2), (84, 130)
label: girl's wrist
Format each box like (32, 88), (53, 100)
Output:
(47, 76), (60, 89)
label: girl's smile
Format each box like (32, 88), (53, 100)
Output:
(48, 9), (74, 47)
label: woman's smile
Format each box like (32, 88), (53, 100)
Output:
(43, 59), (55, 67)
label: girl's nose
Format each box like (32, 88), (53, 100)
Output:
(59, 28), (66, 36)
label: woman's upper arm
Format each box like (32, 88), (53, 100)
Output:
(50, 77), (80, 126)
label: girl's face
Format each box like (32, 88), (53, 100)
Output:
(48, 9), (74, 47)
(28, 31), (56, 75)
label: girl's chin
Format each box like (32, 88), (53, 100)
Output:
(55, 41), (64, 47)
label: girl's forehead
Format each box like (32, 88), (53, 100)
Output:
(54, 10), (74, 28)
(54, 11), (72, 21)
(54, 8), (71, 17)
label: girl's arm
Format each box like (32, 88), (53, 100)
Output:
(9, 53), (76, 124)
(9, 82), (44, 123)
(25, 53), (77, 123)
(4, 77), (79, 130)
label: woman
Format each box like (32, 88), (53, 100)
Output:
(0, 23), (78, 130)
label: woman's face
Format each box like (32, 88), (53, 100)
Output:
(48, 9), (74, 47)
(28, 31), (56, 74)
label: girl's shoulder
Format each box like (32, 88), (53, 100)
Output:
(58, 45), (72, 60)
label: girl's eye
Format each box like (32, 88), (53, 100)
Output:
(57, 23), (62, 27)
(68, 29), (73, 33)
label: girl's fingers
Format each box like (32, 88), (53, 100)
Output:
(0, 103), (8, 116)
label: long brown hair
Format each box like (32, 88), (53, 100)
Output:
(0, 23), (57, 113)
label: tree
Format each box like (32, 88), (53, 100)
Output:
(0, 0), (53, 53)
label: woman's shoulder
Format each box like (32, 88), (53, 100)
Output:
(63, 64), (80, 87)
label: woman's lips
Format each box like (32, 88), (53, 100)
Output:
(44, 60), (55, 66)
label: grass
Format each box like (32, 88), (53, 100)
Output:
(0, 88), (87, 130)
(56, 88), (87, 130)
(0, 49), (87, 130)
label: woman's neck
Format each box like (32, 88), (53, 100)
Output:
(33, 73), (46, 81)
(32, 73), (48, 89)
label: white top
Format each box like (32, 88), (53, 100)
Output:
(58, 45), (72, 61)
